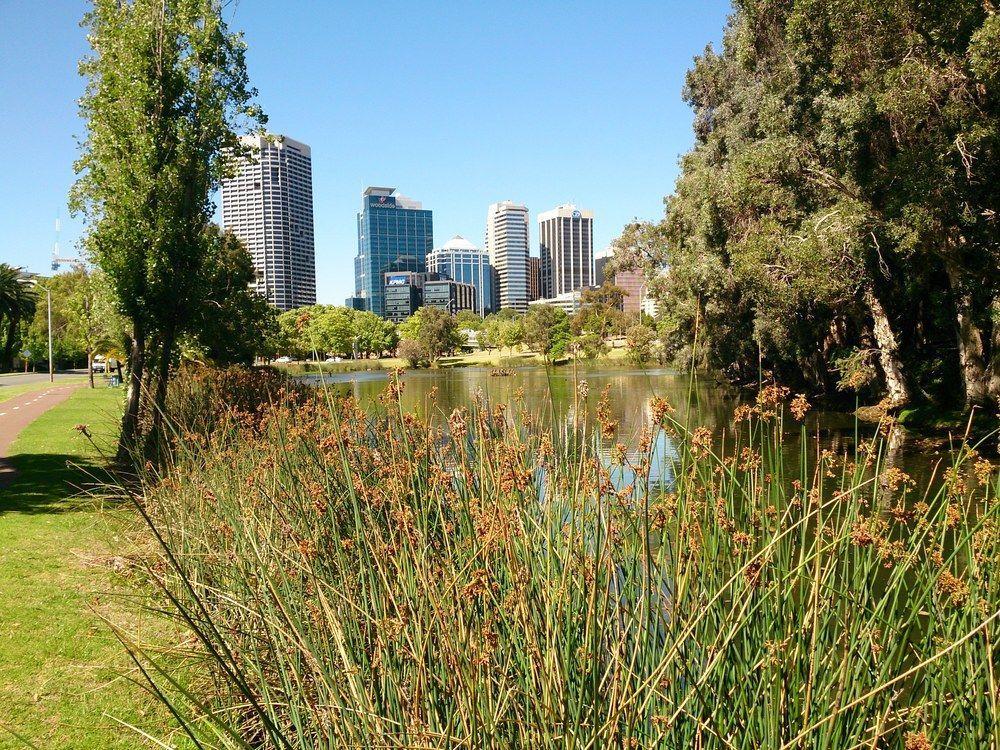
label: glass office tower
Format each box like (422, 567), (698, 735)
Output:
(426, 235), (496, 315)
(353, 187), (433, 317)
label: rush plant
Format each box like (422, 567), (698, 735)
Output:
(124, 368), (999, 748)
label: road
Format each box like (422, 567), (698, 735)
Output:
(0, 382), (85, 485)
(0, 369), (90, 388)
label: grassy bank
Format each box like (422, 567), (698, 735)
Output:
(276, 346), (632, 375)
(0, 388), (179, 749)
(0, 376), (88, 404)
(126, 369), (999, 748)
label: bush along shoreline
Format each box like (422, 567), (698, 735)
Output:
(124, 367), (999, 748)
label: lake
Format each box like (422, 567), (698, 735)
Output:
(300, 365), (957, 492)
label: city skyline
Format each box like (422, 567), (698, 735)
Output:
(0, 1), (731, 302)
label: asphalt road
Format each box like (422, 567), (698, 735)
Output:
(0, 370), (91, 387)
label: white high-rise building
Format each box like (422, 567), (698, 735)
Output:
(485, 201), (530, 312)
(221, 134), (316, 311)
(538, 204), (594, 298)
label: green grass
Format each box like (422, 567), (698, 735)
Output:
(0, 387), (179, 750)
(278, 346), (634, 374)
(0, 377), (88, 404)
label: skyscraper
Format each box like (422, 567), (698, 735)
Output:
(538, 204), (594, 298)
(527, 256), (541, 301)
(596, 247), (647, 314)
(426, 235), (495, 315)
(485, 201), (530, 312)
(220, 134), (316, 311)
(354, 187), (433, 318)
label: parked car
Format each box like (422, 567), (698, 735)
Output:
(92, 356), (107, 373)
(324, 356), (343, 363)
(275, 356), (292, 363)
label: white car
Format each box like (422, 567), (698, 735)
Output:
(275, 356), (293, 364)
(324, 356), (343, 363)
(91, 360), (107, 373)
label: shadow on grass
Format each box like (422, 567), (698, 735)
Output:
(0, 453), (117, 516)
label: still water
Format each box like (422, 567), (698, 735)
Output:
(301, 365), (956, 491)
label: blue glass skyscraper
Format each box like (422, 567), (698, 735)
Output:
(353, 187), (433, 318)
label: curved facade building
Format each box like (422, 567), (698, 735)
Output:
(426, 235), (495, 315)
(221, 134), (316, 311)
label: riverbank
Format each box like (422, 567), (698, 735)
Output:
(274, 346), (631, 375)
(125, 366), (999, 747)
(0, 388), (181, 749)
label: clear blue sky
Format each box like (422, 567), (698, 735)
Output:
(0, 0), (730, 304)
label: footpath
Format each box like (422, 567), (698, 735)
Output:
(0, 383), (84, 486)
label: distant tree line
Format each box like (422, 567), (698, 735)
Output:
(275, 305), (398, 360)
(615, 1), (1000, 411)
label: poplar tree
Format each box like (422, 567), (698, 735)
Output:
(72, 0), (264, 458)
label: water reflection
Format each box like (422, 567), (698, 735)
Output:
(300, 365), (956, 491)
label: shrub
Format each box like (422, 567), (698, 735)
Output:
(397, 338), (429, 368)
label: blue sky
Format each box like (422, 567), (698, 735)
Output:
(0, 0), (730, 304)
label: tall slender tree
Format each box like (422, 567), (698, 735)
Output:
(72, 0), (264, 458)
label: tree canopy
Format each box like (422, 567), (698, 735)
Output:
(398, 307), (464, 364)
(0, 265), (37, 372)
(616, 1), (1000, 410)
(72, 0), (264, 456)
(275, 305), (398, 360)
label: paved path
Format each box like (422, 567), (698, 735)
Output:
(0, 383), (84, 485)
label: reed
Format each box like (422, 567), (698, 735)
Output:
(127, 367), (999, 748)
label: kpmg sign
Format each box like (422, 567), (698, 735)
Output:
(385, 273), (410, 286)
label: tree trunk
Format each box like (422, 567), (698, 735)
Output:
(2, 317), (16, 373)
(87, 349), (95, 389)
(943, 259), (989, 408)
(863, 284), (910, 409)
(116, 332), (145, 465)
(988, 297), (1000, 404)
(148, 327), (175, 455)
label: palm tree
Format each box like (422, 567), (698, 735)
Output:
(0, 264), (38, 372)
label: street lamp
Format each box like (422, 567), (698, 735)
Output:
(19, 278), (53, 383)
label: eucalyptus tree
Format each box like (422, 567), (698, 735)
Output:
(618, 1), (1000, 410)
(72, 0), (264, 457)
(186, 228), (277, 366)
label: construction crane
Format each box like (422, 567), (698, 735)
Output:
(50, 216), (84, 271)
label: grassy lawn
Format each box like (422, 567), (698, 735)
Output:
(0, 388), (180, 749)
(0, 377), (88, 404)
(278, 346), (633, 374)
